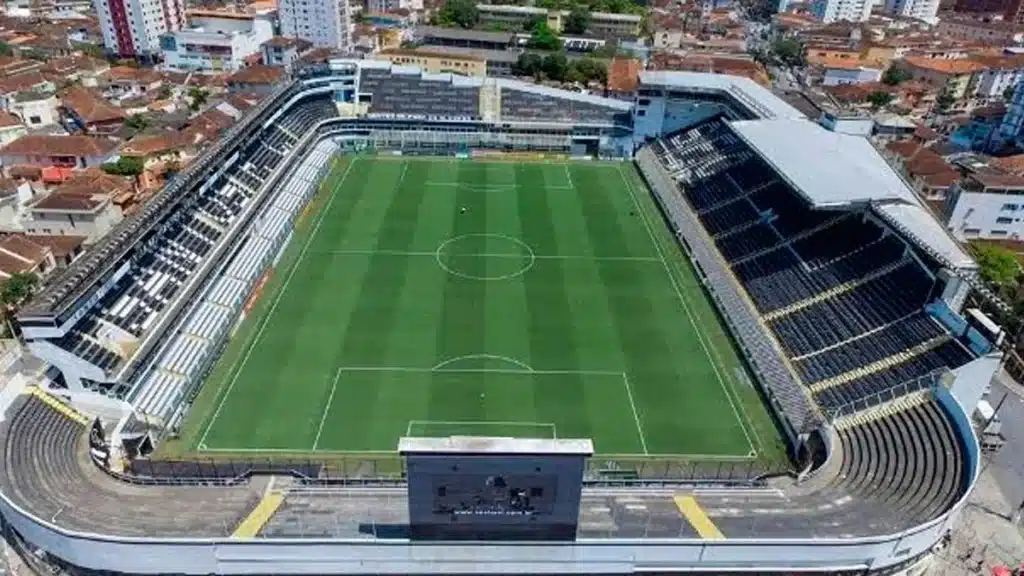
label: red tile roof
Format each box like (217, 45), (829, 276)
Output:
(0, 111), (21, 129)
(607, 57), (641, 93)
(226, 65), (285, 85)
(0, 135), (118, 159)
(60, 87), (125, 125)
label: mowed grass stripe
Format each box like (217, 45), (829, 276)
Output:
(189, 158), (780, 460)
(515, 163), (592, 443)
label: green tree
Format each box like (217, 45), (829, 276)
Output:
(936, 89), (956, 111)
(101, 156), (145, 176)
(882, 66), (910, 86)
(868, 91), (893, 109)
(528, 22), (562, 51)
(78, 43), (105, 59)
(436, 0), (479, 29)
(0, 42), (14, 57)
(513, 52), (544, 77)
(187, 87), (209, 111)
(1, 272), (39, 309)
(125, 114), (149, 132)
(974, 245), (1020, 286)
(564, 7), (591, 35)
(1004, 85), (1017, 102)
(157, 85), (173, 100)
(771, 37), (805, 68)
(542, 52), (569, 81)
(570, 56), (607, 84)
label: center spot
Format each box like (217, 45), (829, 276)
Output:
(435, 234), (536, 281)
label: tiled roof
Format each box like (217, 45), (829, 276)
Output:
(25, 233), (86, 257)
(262, 35), (312, 50)
(104, 66), (162, 84)
(0, 111), (21, 129)
(0, 71), (48, 95)
(607, 57), (641, 93)
(0, 135), (118, 159)
(120, 132), (188, 156)
(903, 56), (988, 74)
(30, 192), (104, 212)
(226, 64), (284, 85)
(182, 108), (234, 144)
(60, 87), (125, 125)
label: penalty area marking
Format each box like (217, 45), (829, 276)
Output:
(406, 420), (558, 439)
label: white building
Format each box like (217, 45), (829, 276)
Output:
(946, 173), (1024, 241)
(823, 64), (883, 86)
(972, 55), (1024, 102)
(366, 0), (422, 12)
(92, 0), (185, 58)
(161, 10), (275, 72)
(279, 0), (351, 50)
(997, 77), (1024, 145)
(885, 0), (939, 24)
(810, 0), (871, 24)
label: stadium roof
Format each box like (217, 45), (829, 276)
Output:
(398, 436), (594, 455)
(729, 118), (975, 270)
(638, 70), (806, 121)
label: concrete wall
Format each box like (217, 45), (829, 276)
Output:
(946, 187), (1024, 240)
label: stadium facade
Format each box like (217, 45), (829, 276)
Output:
(0, 58), (1001, 574)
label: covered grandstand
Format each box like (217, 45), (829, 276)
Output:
(0, 60), (998, 574)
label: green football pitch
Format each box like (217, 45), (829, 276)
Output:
(180, 156), (786, 461)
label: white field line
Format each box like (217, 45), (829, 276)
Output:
(197, 157), (359, 448)
(564, 164), (574, 189)
(312, 368), (342, 450)
(196, 445), (755, 459)
(338, 365), (624, 376)
(621, 373), (648, 455)
(406, 420), (557, 438)
(616, 165), (759, 458)
(315, 248), (658, 261)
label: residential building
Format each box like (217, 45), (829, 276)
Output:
(100, 67), (164, 99)
(27, 234), (86, 270)
(91, 0), (186, 58)
(413, 26), (513, 52)
(936, 16), (1024, 45)
(279, 0), (351, 50)
(820, 59), (883, 85)
(39, 56), (110, 88)
(0, 73), (55, 112)
(0, 113), (26, 147)
(22, 168), (126, 241)
(971, 54), (1024, 101)
(899, 56), (986, 101)
(366, 0), (422, 11)
(951, 104), (1006, 150)
(59, 87), (126, 136)
(946, 170), (1024, 239)
(0, 234), (56, 279)
(413, 46), (519, 77)
(0, 135), (118, 171)
(8, 92), (61, 129)
(884, 139), (960, 207)
(809, 0), (872, 24)
(475, 4), (642, 37)
(886, 0), (939, 21)
(997, 77), (1024, 142)
(161, 10), (275, 72)
(375, 49), (487, 77)
(0, 56), (42, 78)
(606, 57), (642, 99)
(225, 65), (285, 94)
(119, 132), (193, 190)
(261, 36), (314, 71)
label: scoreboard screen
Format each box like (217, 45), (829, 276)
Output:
(400, 437), (593, 541)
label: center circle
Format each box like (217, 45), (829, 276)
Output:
(435, 234), (536, 281)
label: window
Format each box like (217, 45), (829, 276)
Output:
(964, 228), (982, 236)
(992, 229), (1009, 236)
(1002, 202), (1019, 211)
(997, 216), (1014, 224)
(29, 115), (41, 124)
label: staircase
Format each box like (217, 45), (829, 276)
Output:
(479, 79), (501, 123)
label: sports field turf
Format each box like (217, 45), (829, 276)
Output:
(184, 156), (786, 460)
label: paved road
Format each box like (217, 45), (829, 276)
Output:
(984, 372), (1024, 513)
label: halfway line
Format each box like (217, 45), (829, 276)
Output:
(315, 249), (659, 261)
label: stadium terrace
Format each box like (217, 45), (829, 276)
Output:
(0, 58), (997, 574)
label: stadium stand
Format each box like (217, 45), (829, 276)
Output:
(647, 113), (978, 418)
(0, 61), (988, 575)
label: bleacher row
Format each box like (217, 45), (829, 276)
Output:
(129, 140), (338, 425)
(52, 95), (339, 395)
(650, 116), (976, 416)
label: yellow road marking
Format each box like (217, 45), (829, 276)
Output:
(674, 495), (725, 540)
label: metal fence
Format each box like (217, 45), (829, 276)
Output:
(824, 369), (950, 424)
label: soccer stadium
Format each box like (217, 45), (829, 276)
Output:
(0, 59), (1002, 574)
